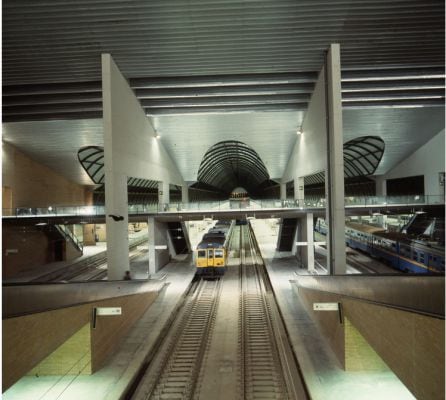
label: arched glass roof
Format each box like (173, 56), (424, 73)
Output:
(343, 136), (385, 178)
(77, 146), (158, 189)
(304, 136), (385, 185)
(197, 140), (270, 195)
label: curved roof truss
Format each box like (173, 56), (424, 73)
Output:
(197, 140), (270, 194)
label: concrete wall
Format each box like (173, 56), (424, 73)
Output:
(2, 227), (50, 278)
(2, 142), (91, 209)
(297, 286), (445, 400)
(375, 130), (445, 196)
(102, 54), (184, 186)
(148, 217), (171, 274)
(3, 291), (158, 391)
(282, 68), (327, 183)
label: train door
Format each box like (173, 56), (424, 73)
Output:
(207, 249), (214, 267)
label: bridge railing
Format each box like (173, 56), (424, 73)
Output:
(2, 194), (444, 218)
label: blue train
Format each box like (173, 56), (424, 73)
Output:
(315, 219), (445, 274)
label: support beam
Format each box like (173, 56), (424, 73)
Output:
(280, 183), (286, 200)
(148, 216), (171, 274)
(294, 177), (305, 205)
(102, 53), (185, 279)
(158, 181), (170, 208)
(104, 172), (129, 279)
(325, 44), (346, 275)
(298, 214), (315, 272)
(181, 185), (189, 204)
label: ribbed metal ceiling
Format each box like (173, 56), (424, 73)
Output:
(2, 0), (445, 194)
(3, 68), (444, 122)
(3, 0), (444, 84)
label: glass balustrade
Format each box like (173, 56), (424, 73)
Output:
(2, 194), (444, 218)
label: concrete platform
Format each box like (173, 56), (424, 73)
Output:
(2, 258), (196, 400)
(250, 218), (415, 400)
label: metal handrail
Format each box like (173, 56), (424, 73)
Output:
(2, 194), (444, 218)
(55, 224), (84, 252)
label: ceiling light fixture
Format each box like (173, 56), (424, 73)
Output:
(296, 128), (303, 135)
(155, 134), (161, 139)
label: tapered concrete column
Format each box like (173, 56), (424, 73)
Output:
(299, 214), (315, 272)
(104, 172), (129, 279)
(280, 183), (286, 200)
(182, 184), (189, 203)
(158, 181), (170, 207)
(294, 177), (305, 205)
(325, 43), (346, 275)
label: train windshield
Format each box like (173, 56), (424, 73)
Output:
(208, 250), (214, 258)
(197, 250), (206, 258)
(214, 249), (224, 258)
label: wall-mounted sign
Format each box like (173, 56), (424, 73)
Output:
(96, 307), (122, 316)
(313, 303), (339, 311)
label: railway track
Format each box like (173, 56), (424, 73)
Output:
(240, 225), (307, 400)
(31, 242), (147, 282)
(132, 278), (222, 399)
(129, 224), (308, 400)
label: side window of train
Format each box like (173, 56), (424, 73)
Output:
(413, 251), (418, 261)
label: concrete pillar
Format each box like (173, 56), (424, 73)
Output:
(299, 214), (315, 272)
(148, 216), (171, 274)
(294, 177), (305, 206)
(376, 215), (387, 229)
(158, 181), (170, 208)
(375, 176), (387, 197)
(325, 43), (346, 275)
(182, 184), (189, 204)
(104, 172), (129, 279)
(280, 183), (286, 200)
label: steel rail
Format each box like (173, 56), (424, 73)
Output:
(132, 278), (222, 400)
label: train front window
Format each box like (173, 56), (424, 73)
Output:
(215, 249), (223, 258)
(198, 250), (206, 258)
(208, 250), (214, 258)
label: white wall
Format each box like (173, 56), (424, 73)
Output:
(378, 130), (445, 196)
(282, 68), (327, 183)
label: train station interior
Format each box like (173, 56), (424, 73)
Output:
(2, 1), (445, 399)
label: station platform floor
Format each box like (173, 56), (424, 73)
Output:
(250, 219), (414, 400)
(4, 220), (414, 399)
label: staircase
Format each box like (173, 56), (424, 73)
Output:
(277, 218), (298, 251)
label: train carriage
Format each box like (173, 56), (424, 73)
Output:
(315, 219), (445, 274)
(195, 220), (234, 276)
